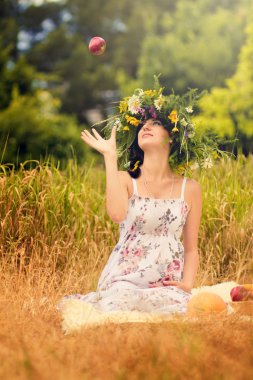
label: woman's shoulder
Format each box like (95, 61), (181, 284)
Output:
(185, 177), (202, 196)
(183, 177), (202, 212)
(174, 174), (199, 186)
(118, 170), (132, 196)
(185, 176), (201, 185)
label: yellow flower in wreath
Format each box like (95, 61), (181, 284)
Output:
(212, 151), (219, 159)
(168, 110), (179, 124)
(144, 90), (157, 97)
(119, 100), (128, 113)
(125, 115), (140, 126)
(176, 165), (186, 175)
(172, 126), (179, 133)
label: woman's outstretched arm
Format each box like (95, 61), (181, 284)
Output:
(104, 153), (129, 223)
(181, 179), (202, 289)
(81, 125), (128, 223)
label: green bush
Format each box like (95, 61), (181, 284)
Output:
(0, 88), (89, 167)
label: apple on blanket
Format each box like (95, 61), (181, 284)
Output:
(230, 284), (253, 302)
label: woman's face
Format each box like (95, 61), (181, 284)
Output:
(138, 118), (171, 150)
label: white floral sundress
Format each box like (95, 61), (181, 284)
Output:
(57, 176), (192, 316)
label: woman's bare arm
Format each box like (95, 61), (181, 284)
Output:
(80, 125), (128, 223)
(104, 154), (129, 223)
(181, 179), (202, 289)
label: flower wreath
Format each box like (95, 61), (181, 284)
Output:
(92, 75), (236, 175)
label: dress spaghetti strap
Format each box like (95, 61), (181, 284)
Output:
(132, 177), (139, 196)
(180, 177), (187, 200)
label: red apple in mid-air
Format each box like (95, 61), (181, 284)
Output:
(89, 37), (106, 55)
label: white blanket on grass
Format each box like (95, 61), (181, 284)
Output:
(59, 281), (253, 334)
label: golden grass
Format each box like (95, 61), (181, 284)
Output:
(0, 154), (253, 379)
(1, 273), (253, 380)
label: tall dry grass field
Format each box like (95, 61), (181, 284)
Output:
(0, 154), (252, 379)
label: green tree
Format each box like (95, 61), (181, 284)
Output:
(134, 0), (248, 93)
(0, 39), (36, 109)
(192, 10), (253, 155)
(0, 0), (19, 59)
(20, 0), (250, 117)
(0, 0), (36, 109)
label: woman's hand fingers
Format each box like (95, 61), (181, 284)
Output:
(91, 128), (103, 140)
(81, 131), (100, 151)
(162, 280), (179, 288)
(80, 126), (117, 157)
(162, 280), (192, 293)
(81, 129), (97, 142)
(148, 281), (163, 288)
(110, 124), (117, 140)
(162, 281), (178, 286)
(81, 131), (96, 146)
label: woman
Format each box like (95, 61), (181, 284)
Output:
(57, 82), (225, 327)
(79, 117), (200, 303)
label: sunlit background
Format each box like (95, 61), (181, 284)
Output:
(1, 0), (253, 165)
(0, 3), (253, 378)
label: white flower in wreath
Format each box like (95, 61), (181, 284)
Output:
(113, 118), (122, 131)
(185, 106), (193, 113)
(190, 162), (200, 170)
(202, 157), (213, 169)
(137, 89), (144, 96)
(128, 95), (141, 114)
(154, 94), (165, 111)
(187, 130), (196, 138)
(114, 118), (120, 125)
(180, 118), (188, 127)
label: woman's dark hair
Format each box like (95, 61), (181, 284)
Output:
(127, 119), (174, 178)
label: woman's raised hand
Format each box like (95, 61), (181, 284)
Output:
(81, 125), (117, 157)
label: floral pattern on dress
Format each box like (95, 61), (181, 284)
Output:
(57, 176), (192, 316)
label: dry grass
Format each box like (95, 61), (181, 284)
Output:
(0, 154), (253, 379)
(1, 273), (253, 380)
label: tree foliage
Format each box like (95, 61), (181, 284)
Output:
(193, 9), (253, 155)
(0, 0), (252, 163)
(0, 88), (86, 165)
